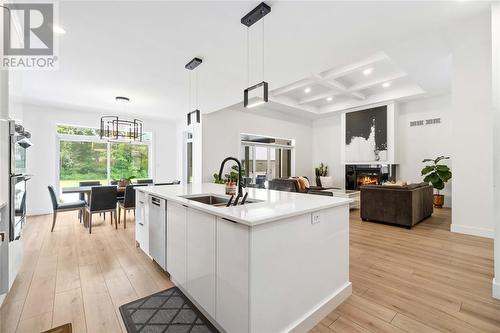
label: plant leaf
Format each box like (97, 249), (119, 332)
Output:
(435, 156), (450, 164)
(435, 165), (450, 171)
(422, 159), (434, 163)
(421, 166), (434, 175)
(433, 179), (445, 190)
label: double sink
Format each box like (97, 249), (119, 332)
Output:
(180, 194), (262, 207)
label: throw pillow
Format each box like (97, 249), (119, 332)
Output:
(320, 176), (334, 188)
(302, 177), (310, 189)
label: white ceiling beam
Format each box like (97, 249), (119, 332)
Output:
(269, 95), (320, 114)
(322, 52), (389, 80)
(271, 78), (316, 97)
(348, 72), (407, 92)
(313, 75), (366, 100)
(298, 91), (341, 105)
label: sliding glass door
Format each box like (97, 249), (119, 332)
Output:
(241, 142), (294, 187)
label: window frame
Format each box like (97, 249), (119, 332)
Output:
(55, 124), (153, 191)
(240, 134), (295, 184)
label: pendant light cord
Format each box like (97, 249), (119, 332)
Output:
(262, 17), (265, 82)
(195, 70), (198, 108)
(247, 27), (250, 87)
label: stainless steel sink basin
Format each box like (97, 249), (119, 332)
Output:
(180, 194), (262, 207)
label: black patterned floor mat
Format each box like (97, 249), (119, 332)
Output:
(119, 287), (219, 333)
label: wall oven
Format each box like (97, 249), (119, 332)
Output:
(9, 121), (32, 241)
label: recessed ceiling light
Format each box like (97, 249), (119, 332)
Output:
(304, 87), (311, 94)
(326, 97), (333, 102)
(382, 81), (392, 88)
(53, 25), (66, 34)
(362, 68), (373, 76)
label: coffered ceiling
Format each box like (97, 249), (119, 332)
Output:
(270, 52), (424, 114)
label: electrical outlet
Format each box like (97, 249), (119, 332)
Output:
(311, 212), (321, 225)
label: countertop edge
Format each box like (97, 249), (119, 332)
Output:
(137, 187), (352, 226)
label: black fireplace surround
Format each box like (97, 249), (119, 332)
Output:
(345, 164), (397, 190)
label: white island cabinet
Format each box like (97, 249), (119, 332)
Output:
(186, 209), (217, 318)
(166, 201), (187, 287)
(135, 190), (149, 255)
(137, 183), (352, 333)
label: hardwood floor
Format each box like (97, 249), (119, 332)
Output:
(1, 208), (499, 333)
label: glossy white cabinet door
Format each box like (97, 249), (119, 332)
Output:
(167, 202), (187, 287)
(186, 208), (216, 319)
(216, 218), (249, 333)
(135, 192), (149, 255)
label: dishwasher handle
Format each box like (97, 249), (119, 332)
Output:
(151, 196), (162, 206)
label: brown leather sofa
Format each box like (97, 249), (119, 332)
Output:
(360, 183), (433, 228)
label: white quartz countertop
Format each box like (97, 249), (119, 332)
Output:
(137, 183), (352, 226)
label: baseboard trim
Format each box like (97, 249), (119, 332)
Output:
(494, 278), (500, 300)
(450, 224), (494, 238)
(289, 282), (352, 333)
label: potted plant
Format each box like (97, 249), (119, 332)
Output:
(421, 156), (452, 208)
(213, 165), (245, 184)
(113, 176), (135, 187)
(315, 163), (328, 187)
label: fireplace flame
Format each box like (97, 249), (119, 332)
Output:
(357, 175), (379, 186)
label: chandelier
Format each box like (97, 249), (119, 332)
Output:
(99, 97), (143, 142)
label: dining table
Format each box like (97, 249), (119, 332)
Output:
(61, 185), (127, 195)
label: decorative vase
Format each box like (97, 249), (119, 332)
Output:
(433, 194), (444, 208)
(225, 182), (237, 195)
(118, 180), (129, 187)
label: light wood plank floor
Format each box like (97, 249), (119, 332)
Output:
(1, 208), (499, 333)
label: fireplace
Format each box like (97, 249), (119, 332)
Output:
(346, 164), (396, 190)
(357, 174), (379, 187)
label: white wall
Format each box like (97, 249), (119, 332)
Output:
(491, 2), (500, 300)
(312, 113), (344, 188)
(202, 107), (313, 183)
(397, 94), (452, 207)
(22, 103), (179, 215)
(450, 13), (494, 238)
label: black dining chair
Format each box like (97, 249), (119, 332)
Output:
(78, 181), (101, 221)
(84, 186), (117, 233)
(135, 179), (153, 184)
(48, 185), (86, 232)
(117, 184), (145, 229)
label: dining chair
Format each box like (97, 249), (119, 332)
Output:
(117, 184), (145, 229)
(78, 181), (101, 221)
(48, 185), (86, 232)
(135, 179), (154, 184)
(84, 186), (117, 233)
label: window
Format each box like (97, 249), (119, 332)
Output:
(240, 134), (294, 188)
(59, 141), (107, 187)
(57, 125), (151, 188)
(110, 143), (149, 180)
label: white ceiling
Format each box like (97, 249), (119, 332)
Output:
(269, 52), (425, 114)
(18, 1), (491, 120)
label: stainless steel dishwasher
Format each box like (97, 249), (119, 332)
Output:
(148, 196), (167, 270)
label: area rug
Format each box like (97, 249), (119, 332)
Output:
(119, 287), (219, 333)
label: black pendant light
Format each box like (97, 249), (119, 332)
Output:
(242, 2), (271, 108)
(186, 57), (203, 126)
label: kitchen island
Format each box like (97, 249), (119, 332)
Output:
(135, 183), (352, 333)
